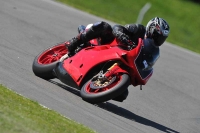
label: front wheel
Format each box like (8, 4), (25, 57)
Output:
(32, 43), (68, 80)
(80, 73), (130, 104)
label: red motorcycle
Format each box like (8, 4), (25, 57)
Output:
(32, 33), (158, 103)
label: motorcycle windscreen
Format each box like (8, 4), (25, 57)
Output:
(135, 38), (159, 79)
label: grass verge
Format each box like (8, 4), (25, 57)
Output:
(0, 84), (95, 133)
(56, 0), (200, 54)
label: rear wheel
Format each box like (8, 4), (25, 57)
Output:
(32, 43), (68, 80)
(80, 73), (130, 104)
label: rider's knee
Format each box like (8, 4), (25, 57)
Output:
(92, 21), (112, 32)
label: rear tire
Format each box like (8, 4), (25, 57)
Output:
(32, 43), (67, 80)
(80, 74), (130, 104)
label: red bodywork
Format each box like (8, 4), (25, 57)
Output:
(62, 38), (153, 87)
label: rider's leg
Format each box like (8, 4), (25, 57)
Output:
(66, 21), (112, 53)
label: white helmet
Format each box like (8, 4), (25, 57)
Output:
(146, 17), (170, 46)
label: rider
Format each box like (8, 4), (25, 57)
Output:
(65, 17), (170, 55)
(65, 17), (170, 102)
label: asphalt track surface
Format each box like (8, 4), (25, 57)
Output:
(1, 0), (200, 133)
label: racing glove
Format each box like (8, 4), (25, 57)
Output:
(115, 32), (135, 46)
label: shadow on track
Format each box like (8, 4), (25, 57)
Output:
(96, 102), (180, 133)
(49, 80), (179, 133)
(48, 79), (80, 97)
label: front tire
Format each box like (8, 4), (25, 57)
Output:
(32, 43), (68, 80)
(80, 73), (130, 104)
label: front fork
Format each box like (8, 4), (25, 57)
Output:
(91, 63), (128, 88)
(98, 63), (128, 80)
(97, 63), (143, 90)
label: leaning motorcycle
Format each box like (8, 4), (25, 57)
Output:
(32, 30), (158, 104)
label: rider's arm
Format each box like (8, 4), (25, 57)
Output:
(113, 24), (146, 45)
(124, 24), (146, 41)
(112, 25), (130, 37)
(113, 24), (145, 38)
(112, 25), (132, 45)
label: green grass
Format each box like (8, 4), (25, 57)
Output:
(56, 0), (200, 54)
(0, 84), (95, 133)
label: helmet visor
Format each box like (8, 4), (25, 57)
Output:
(153, 31), (168, 46)
(154, 35), (168, 46)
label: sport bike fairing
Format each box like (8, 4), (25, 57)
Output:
(62, 38), (155, 87)
(62, 45), (127, 86)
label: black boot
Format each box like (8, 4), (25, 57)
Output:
(66, 35), (83, 54)
(66, 24), (99, 54)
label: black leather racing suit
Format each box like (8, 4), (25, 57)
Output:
(79, 21), (146, 45)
